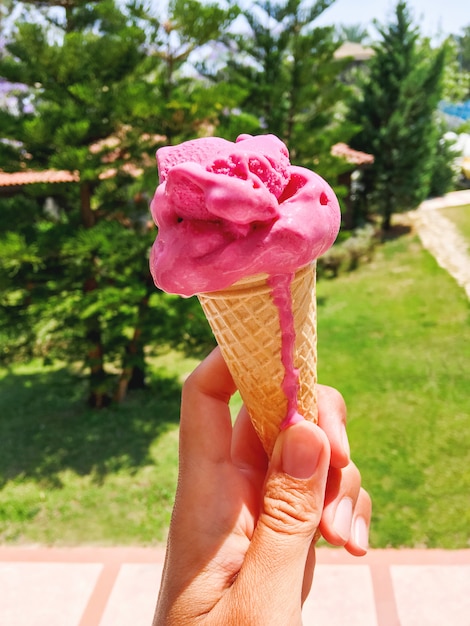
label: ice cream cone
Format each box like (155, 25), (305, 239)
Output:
(198, 262), (317, 456)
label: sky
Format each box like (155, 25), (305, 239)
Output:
(314, 0), (469, 40)
(3, 1), (467, 44)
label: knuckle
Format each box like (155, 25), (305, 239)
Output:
(262, 474), (321, 536)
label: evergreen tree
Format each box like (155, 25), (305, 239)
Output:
(456, 25), (470, 75)
(336, 24), (371, 44)
(0, 0), (228, 405)
(440, 36), (470, 104)
(348, 1), (447, 229)
(212, 0), (355, 185)
(428, 127), (459, 198)
(453, 26), (470, 99)
(143, 0), (242, 145)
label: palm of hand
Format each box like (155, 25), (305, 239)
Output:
(169, 406), (268, 602)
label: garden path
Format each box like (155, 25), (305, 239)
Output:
(1, 546), (470, 626)
(407, 189), (470, 299)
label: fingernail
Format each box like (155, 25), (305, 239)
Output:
(353, 516), (369, 552)
(333, 497), (353, 542)
(282, 422), (321, 479)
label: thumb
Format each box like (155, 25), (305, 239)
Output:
(232, 421), (330, 620)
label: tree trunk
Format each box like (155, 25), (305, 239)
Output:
(114, 328), (145, 403)
(382, 208), (392, 231)
(80, 182), (95, 228)
(80, 181), (109, 407)
(83, 275), (110, 408)
(114, 291), (150, 403)
(86, 324), (110, 408)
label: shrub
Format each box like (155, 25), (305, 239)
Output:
(318, 224), (379, 278)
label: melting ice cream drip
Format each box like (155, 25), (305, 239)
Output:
(267, 273), (305, 428)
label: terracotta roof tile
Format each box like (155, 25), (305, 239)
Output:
(331, 143), (374, 166)
(0, 169), (79, 186)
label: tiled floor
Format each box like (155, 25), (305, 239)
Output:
(1, 547), (469, 625)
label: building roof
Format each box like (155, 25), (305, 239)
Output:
(331, 142), (374, 166)
(0, 142), (373, 187)
(0, 163), (145, 187)
(0, 128), (164, 188)
(334, 42), (375, 62)
(0, 169), (79, 187)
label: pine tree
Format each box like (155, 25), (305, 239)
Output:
(348, 1), (447, 229)
(0, 0), (226, 405)
(456, 26), (470, 74)
(212, 0), (354, 183)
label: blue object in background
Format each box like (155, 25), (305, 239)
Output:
(439, 100), (470, 122)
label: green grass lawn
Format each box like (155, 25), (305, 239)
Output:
(439, 204), (470, 245)
(0, 354), (198, 546)
(317, 234), (470, 549)
(1, 229), (469, 548)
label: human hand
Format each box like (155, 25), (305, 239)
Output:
(153, 348), (371, 625)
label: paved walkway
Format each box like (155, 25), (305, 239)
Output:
(408, 189), (470, 298)
(1, 546), (470, 625)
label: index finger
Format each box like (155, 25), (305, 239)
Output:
(179, 347), (236, 467)
(317, 384), (350, 469)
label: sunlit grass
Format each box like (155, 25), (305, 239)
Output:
(1, 231), (469, 547)
(439, 203), (470, 245)
(317, 233), (470, 548)
(0, 354), (196, 545)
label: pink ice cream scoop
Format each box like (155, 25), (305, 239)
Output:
(149, 133), (342, 454)
(149, 134), (340, 296)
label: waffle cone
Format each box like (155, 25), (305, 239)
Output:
(198, 262), (317, 456)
